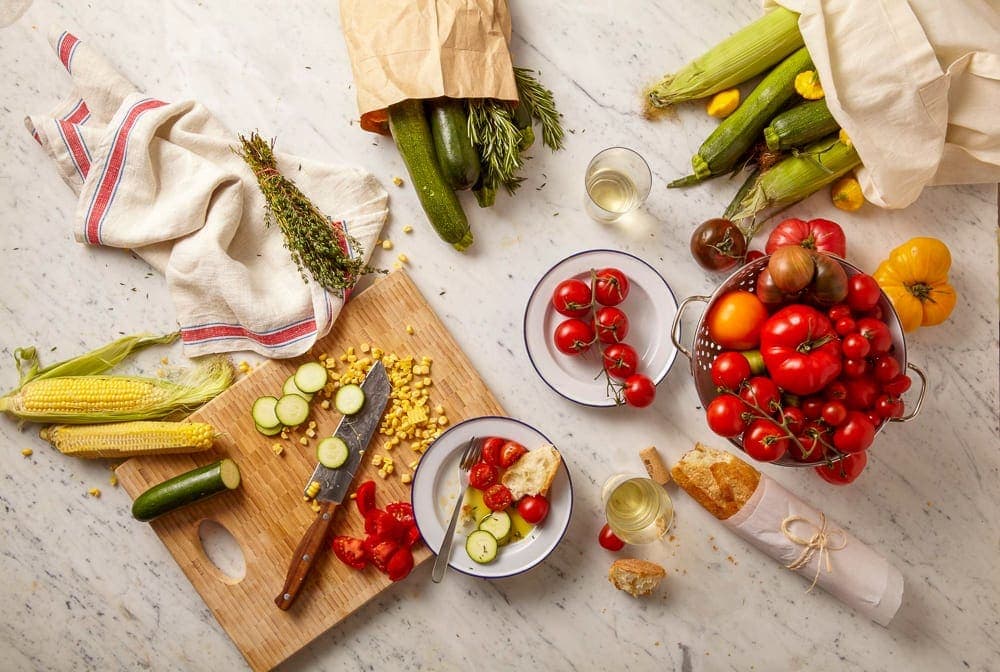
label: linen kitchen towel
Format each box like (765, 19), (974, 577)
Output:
(25, 30), (389, 359)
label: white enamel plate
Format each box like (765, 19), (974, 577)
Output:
(412, 416), (573, 579)
(523, 249), (680, 407)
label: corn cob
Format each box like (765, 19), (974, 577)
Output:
(0, 357), (234, 424)
(40, 421), (216, 458)
(643, 7), (803, 115)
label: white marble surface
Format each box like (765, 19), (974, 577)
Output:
(1, 1), (998, 671)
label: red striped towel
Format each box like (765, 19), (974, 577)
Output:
(25, 30), (389, 359)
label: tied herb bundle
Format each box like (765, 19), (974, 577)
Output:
(467, 67), (564, 207)
(236, 133), (381, 297)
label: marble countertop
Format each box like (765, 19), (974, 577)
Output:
(1, 1), (997, 671)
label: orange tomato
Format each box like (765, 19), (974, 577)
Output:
(706, 290), (769, 350)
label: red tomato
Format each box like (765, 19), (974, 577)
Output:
(815, 452), (868, 485)
(821, 400), (848, 427)
(781, 406), (806, 435)
(742, 419), (789, 462)
(602, 342), (639, 380)
(499, 441), (527, 468)
(788, 427), (827, 462)
(468, 462), (498, 490)
(516, 495), (550, 524)
(594, 306), (629, 343)
(764, 217), (847, 258)
(552, 278), (592, 317)
(827, 304), (852, 323)
(553, 318), (595, 355)
(841, 333), (870, 359)
(745, 250), (765, 262)
(623, 374), (656, 407)
(825, 380), (848, 402)
(847, 274), (882, 313)
(483, 483), (514, 511)
(872, 354), (901, 384)
(740, 376), (781, 416)
(875, 394), (904, 419)
(711, 351), (752, 390)
(706, 395), (749, 437)
(882, 374), (912, 396)
(355, 480), (376, 517)
(857, 317), (892, 354)
(365, 509), (403, 542)
(598, 523), (625, 551)
(386, 546), (415, 581)
(332, 536), (367, 570)
(593, 268), (630, 306)
(833, 412), (876, 453)
(845, 377), (880, 411)
(481, 437), (506, 467)
(759, 304), (842, 395)
(801, 396), (825, 420)
(842, 358), (868, 379)
(369, 539), (400, 572)
(386, 502), (415, 527)
(707, 290), (769, 350)
(834, 317), (856, 336)
(865, 411), (884, 429)
(403, 523), (422, 548)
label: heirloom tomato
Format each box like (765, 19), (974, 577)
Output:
(690, 218), (748, 272)
(759, 305), (842, 395)
(764, 217), (847, 258)
(873, 237), (956, 332)
(707, 290), (769, 350)
(767, 245), (815, 293)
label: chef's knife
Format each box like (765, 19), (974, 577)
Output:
(275, 360), (391, 610)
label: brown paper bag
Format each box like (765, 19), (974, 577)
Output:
(340, 0), (519, 133)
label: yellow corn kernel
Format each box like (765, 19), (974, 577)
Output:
(397, 254), (409, 264)
(360, 343), (370, 353)
(831, 175), (865, 212)
(402, 225), (413, 234)
(381, 240), (394, 250)
(88, 488), (101, 498)
(21, 448), (33, 457)
(437, 416), (448, 426)
(109, 473), (118, 487)
(794, 70), (825, 100)
(39, 421), (216, 459)
(706, 88), (740, 118)
(392, 262), (402, 270)
(405, 325), (415, 335)
(349, 492), (357, 500)
(372, 455), (383, 466)
(384, 463), (395, 474)
(378, 469), (388, 479)
(401, 473), (413, 485)
(305, 481), (321, 499)
(838, 128), (852, 147)
(299, 437), (309, 446)
(305, 429), (317, 438)
(310, 500), (321, 513)
(433, 405), (445, 415)
(392, 177), (404, 187)
(160, 357), (170, 365)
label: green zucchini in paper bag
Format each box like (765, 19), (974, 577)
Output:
(427, 99), (480, 191)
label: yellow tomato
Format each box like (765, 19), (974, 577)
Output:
(707, 290), (769, 350)
(874, 237), (957, 332)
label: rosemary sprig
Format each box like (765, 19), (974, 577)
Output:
(513, 67), (564, 151)
(235, 133), (381, 297)
(467, 99), (525, 197)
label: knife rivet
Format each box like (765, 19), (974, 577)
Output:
(303, 554), (311, 562)
(283, 593), (291, 601)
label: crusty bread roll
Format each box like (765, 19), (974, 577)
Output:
(501, 444), (561, 500)
(669, 443), (761, 520)
(608, 558), (666, 597)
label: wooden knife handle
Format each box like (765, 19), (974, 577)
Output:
(275, 500), (338, 610)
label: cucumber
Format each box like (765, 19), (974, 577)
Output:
(316, 436), (350, 469)
(283, 374), (314, 402)
(388, 100), (473, 252)
(427, 99), (480, 191)
(763, 99), (839, 151)
(293, 362), (328, 394)
(251, 396), (280, 430)
(478, 511), (512, 545)
(465, 529), (499, 564)
(274, 394), (310, 426)
(131, 459), (241, 522)
(334, 384), (365, 416)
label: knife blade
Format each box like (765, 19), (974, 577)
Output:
(275, 360), (391, 610)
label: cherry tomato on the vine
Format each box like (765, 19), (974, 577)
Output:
(551, 278), (592, 318)
(815, 452), (868, 485)
(740, 376), (781, 416)
(593, 268), (630, 306)
(706, 395), (749, 437)
(832, 412), (876, 453)
(742, 419), (789, 462)
(594, 306), (629, 343)
(841, 333), (871, 359)
(623, 374), (656, 407)
(711, 351), (752, 390)
(602, 342), (639, 380)
(553, 318), (595, 355)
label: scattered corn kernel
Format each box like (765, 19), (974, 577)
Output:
(160, 357), (170, 365)
(437, 416), (448, 426)
(349, 492), (357, 500)
(405, 325), (414, 335)
(392, 176), (404, 187)
(109, 473), (118, 487)
(378, 469), (388, 479)
(372, 455), (383, 466)
(839, 128), (852, 147)
(21, 448), (33, 457)
(272, 443), (284, 456)
(306, 429), (317, 438)
(305, 481), (321, 498)
(299, 437), (309, 446)
(402, 225), (413, 234)
(706, 88), (740, 118)
(397, 254), (409, 263)
(88, 488), (101, 498)
(401, 473), (413, 484)
(360, 343), (370, 353)
(310, 500), (321, 513)
(381, 240), (394, 250)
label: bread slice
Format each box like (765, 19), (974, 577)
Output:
(608, 558), (666, 597)
(669, 443), (761, 520)
(500, 444), (561, 501)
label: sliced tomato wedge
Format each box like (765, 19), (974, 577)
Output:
(365, 509), (403, 542)
(331, 536), (367, 570)
(386, 547), (415, 581)
(386, 502), (415, 527)
(355, 480), (377, 517)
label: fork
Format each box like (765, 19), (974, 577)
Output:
(432, 435), (484, 583)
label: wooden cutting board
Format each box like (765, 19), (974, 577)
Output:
(116, 270), (504, 672)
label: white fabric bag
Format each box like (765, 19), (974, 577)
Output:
(25, 30), (389, 359)
(769, 0), (1000, 208)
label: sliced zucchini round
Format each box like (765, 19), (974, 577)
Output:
(251, 396), (280, 429)
(294, 361), (329, 394)
(478, 511), (512, 545)
(274, 394), (310, 427)
(316, 436), (350, 469)
(465, 529), (499, 564)
(282, 374), (314, 402)
(334, 384), (365, 416)
(255, 422), (283, 437)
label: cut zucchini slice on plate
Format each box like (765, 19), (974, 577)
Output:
(334, 384), (365, 415)
(274, 394), (310, 427)
(251, 396), (281, 430)
(294, 361), (329, 394)
(465, 529), (499, 564)
(478, 511), (512, 545)
(282, 374), (314, 402)
(316, 436), (350, 469)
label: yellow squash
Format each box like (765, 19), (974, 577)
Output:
(874, 237), (956, 332)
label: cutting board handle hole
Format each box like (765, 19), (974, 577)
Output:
(197, 519), (246, 584)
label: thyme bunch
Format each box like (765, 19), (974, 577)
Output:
(236, 133), (381, 297)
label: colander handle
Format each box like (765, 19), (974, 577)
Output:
(670, 295), (711, 360)
(891, 362), (927, 423)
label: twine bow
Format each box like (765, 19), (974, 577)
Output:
(780, 513), (848, 592)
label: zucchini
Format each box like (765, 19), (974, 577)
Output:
(764, 99), (839, 151)
(316, 436), (350, 469)
(251, 396), (280, 430)
(334, 384), (365, 416)
(293, 362), (328, 394)
(274, 394), (310, 426)
(255, 422), (282, 437)
(478, 511), (512, 545)
(427, 99), (480, 191)
(388, 100), (473, 252)
(465, 529), (499, 564)
(282, 374), (313, 402)
(131, 459), (241, 521)
(690, 47), (813, 182)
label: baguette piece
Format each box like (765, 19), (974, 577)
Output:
(608, 558), (666, 597)
(669, 443), (761, 520)
(500, 444), (561, 500)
